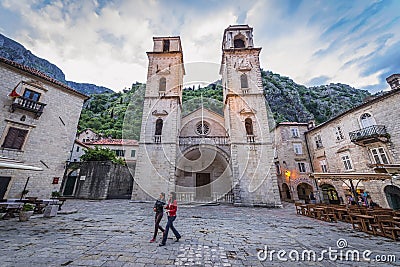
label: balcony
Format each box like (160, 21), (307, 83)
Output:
(179, 136), (229, 147)
(154, 135), (162, 144)
(349, 125), (390, 145)
(179, 136), (230, 153)
(10, 96), (46, 118)
(246, 134), (255, 143)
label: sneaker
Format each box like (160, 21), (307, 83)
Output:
(149, 239), (155, 243)
(175, 236), (181, 242)
(159, 243), (166, 247)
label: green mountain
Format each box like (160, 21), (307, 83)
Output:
(78, 70), (371, 140)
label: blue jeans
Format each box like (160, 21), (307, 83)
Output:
(161, 216), (181, 244)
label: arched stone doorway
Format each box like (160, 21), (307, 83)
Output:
(281, 183), (291, 201)
(321, 184), (340, 204)
(384, 185), (400, 210)
(176, 145), (232, 203)
(63, 169), (79, 196)
(297, 183), (313, 203)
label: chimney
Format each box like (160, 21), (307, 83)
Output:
(307, 120), (315, 130)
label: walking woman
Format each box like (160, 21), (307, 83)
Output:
(150, 192), (166, 243)
(159, 192), (181, 246)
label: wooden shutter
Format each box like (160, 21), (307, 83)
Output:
(2, 127), (28, 150)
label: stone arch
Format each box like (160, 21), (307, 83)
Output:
(384, 185), (400, 210)
(175, 145), (232, 202)
(281, 183), (291, 200)
(297, 182), (313, 203)
(233, 34), (246, 48)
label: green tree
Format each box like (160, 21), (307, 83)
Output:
(80, 146), (125, 165)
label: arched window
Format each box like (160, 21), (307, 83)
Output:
(360, 113), (375, 128)
(155, 119), (163, 135)
(240, 73), (248, 88)
(159, 77), (166, 92)
(234, 36), (245, 48)
(245, 118), (253, 135)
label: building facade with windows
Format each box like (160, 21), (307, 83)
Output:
(274, 122), (319, 203)
(76, 128), (101, 143)
(305, 81), (400, 209)
(0, 57), (88, 199)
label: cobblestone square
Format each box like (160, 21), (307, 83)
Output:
(0, 200), (399, 266)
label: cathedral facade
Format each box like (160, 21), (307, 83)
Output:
(132, 25), (281, 207)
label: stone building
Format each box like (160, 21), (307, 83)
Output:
(132, 25), (281, 206)
(69, 139), (90, 162)
(0, 57), (88, 199)
(305, 78), (400, 209)
(274, 122), (320, 203)
(77, 128), (100, 143)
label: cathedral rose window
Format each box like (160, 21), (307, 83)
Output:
(196, 122), (210, 135)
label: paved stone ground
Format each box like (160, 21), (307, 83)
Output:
(0, 200), (399, 267)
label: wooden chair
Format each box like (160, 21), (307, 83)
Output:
(324, 207), (338, 223)
(371, 215), (392, 237)
(295, 202), (303, 215)
(349, 213), (363, 231)
(380, 219), (400, 241)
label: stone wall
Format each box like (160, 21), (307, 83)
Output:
(74, 161), (134, 199)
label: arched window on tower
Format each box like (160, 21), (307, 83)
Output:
(159, 77), (166, 96)
(234, 36), (245, 48)
(245, 118), (255, 143)
(154, 119), (163, 143)
(240, 73), (248, 88)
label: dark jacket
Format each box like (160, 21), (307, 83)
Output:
(154, 199), (166, 213)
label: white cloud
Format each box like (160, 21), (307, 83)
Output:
(0, 0), (399, 92)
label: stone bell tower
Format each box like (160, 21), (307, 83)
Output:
(132, 36), (184, 200)
(220, 25), (281, 206)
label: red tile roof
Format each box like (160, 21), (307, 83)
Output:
(0, 56), (89, 99)
(88, 139), (139, 146)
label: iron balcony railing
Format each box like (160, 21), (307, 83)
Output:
(349, 125), (388, 143)
(11, 96), (46, 118)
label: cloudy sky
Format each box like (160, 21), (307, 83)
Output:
(0, 0), (399, 92)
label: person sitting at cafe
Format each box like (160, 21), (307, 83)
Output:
(367, 197), (380, 208)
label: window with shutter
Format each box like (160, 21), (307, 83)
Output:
(1, 127), (28, 150)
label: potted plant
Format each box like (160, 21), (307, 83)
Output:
(19, 203), (34, 222)
(51, 191), (60, 199)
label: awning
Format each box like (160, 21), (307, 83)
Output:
(0, 160), (43, 171)
(309, 172), (391, 181)
(309, 172), (392, 197)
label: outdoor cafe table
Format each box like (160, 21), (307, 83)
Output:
(0, 202), (23, 218)
(355, 214), (375, 234)
(333, 207), (348, 221)
(313, 207), (325, 220)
